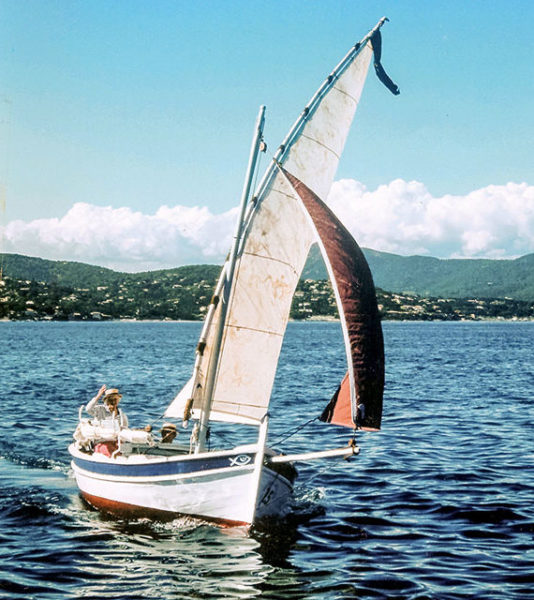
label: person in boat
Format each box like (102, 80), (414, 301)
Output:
(160, 422), (177, 444)
(86, 384), (129, 428)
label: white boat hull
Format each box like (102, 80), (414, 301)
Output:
(69, 444), (293, 526)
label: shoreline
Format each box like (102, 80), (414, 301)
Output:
(1, 316), (533, 324)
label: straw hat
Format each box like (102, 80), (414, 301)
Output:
(161, 422), (177, 432)
(104, 388), (122, 400)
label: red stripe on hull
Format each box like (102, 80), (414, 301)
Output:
(80, 491), (249, 528)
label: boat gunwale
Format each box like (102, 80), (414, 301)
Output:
(69, 445), (294, 489)
(68, 442), (259, 465)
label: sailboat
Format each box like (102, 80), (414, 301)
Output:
(69, 17), (398, 527)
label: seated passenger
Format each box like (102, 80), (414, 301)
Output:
(94, 440), (118, 457)
(160, 423), (177, 444)
(86, 385), (129, 428)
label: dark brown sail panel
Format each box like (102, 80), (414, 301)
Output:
(283, 169), (384, 431)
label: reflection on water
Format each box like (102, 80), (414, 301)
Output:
(68, 511), (273, 600)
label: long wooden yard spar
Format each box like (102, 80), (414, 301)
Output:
(166, 17), (397, 436)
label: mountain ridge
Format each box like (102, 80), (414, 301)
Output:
(2, 252), (532, 322)
(302, 246), (534, 301)
(2, 249), (533, 301)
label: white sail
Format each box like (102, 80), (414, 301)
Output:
(283, 44), (373, 200)
(182, 40), (375, 426)
(197, 173), (317, 423)
(165, 376), (194, 419)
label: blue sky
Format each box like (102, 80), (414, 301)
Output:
(1, 1), (533, 269)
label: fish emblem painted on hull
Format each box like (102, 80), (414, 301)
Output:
(229, 455), (252, 467)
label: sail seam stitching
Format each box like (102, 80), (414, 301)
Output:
(332, 84), (358, 104)
(213, 402), (267, 410)
(300, 133), (340, 159)
(225, 323), (283, 337)
(242, 251), (299, 277)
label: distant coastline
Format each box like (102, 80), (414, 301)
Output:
(1, 252), (533, 322)
(2, 315), (533, 324)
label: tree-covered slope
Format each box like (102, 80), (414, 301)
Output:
(2, 249), (534, 301)
(1, 253), (122, 287)
(302, 246), (534, 301)
(2, 253), (533, 321)
(1, 254), (221, 289)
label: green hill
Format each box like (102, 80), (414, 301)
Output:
(2, 249), (534, 302)
(1, 253), (221, 289)
(0, 256), (222, 321)
(0, 253), (122, 287)
(1, 253), (532, 321)
(302, 246), (534, 301)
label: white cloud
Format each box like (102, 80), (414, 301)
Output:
(2, 180), (533, 271)
(327, 179), (534, 259)
(2, 202), (237, 272)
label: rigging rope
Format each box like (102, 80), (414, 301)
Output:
(270, 416), (318, 447)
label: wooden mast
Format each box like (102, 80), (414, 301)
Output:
(196, 105), (266, 452)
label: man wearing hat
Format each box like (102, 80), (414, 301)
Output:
(86, 384), (129, 428)
(160, 422), (177, 444)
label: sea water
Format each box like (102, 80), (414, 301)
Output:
(0, 320), (533, 599)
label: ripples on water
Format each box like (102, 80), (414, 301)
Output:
(1, 321), (533, 599)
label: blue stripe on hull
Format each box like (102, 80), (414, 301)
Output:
(72, 452), (255, 477)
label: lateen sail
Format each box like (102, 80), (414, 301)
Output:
(282, 170), (384, 431)
(166, 19), (394, 427)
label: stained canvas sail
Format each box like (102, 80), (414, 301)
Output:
(166, 19), (395, 427)
(194, 49), (373, 424)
